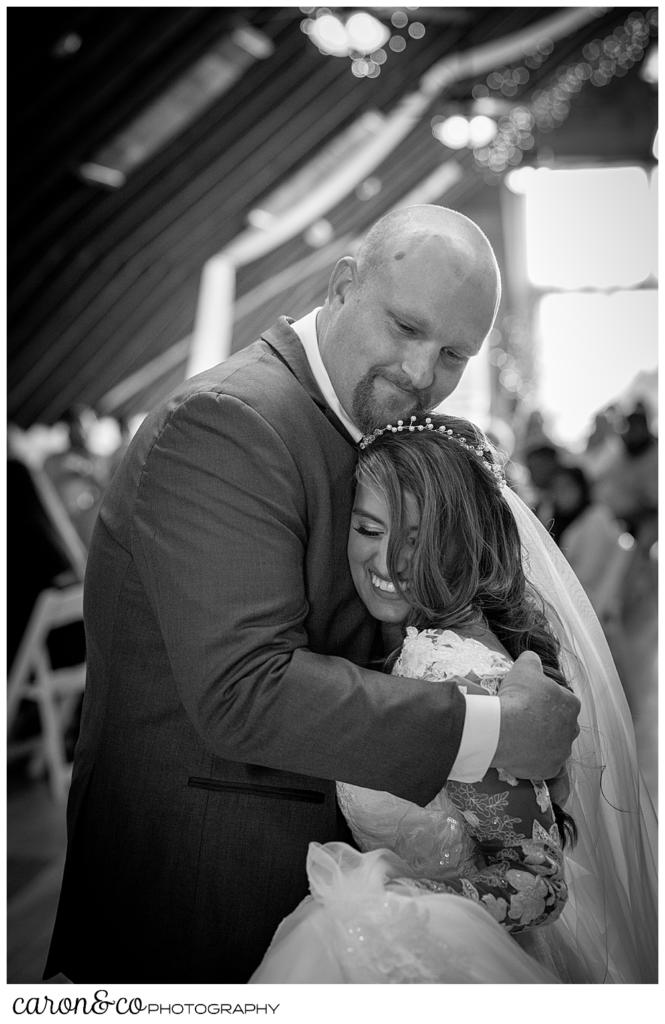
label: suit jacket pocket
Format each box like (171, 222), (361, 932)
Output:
(187, 776), (325, 804)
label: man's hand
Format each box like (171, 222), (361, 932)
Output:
(491, 651), (580, 779)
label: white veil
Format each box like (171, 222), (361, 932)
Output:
(503, 486), (658, 983)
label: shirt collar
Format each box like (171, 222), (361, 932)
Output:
(290, 307), (362, 443)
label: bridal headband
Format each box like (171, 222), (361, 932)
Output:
(358, 415), (506, 486)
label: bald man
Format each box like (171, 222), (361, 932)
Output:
(46, 206), (579, 983)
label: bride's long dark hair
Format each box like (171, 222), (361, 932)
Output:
(357, 412), (577, 845)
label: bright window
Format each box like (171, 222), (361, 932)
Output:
(536, 290), (657, 442)
(524, 166), (655, 289)
(509, 165), (657, 445)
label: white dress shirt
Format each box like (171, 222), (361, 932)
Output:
(290, 308), (500, 782)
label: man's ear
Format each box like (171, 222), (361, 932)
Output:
(327, 256), (357, 310)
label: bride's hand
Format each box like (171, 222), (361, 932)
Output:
(490, 651), (581, 780)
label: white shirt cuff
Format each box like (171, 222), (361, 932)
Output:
(448, 694), (501, 783)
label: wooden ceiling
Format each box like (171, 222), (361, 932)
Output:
(7, 6), (658, 427)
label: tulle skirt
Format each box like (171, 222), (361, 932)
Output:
(250, 842), (586, 984)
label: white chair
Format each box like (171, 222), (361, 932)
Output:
(7, 584), (86, 802)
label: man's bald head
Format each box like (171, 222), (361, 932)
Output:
(355, 205), (501, 320)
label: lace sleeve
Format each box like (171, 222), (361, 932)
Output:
(406, 773), (568, 933)
(383, 627), (567, 933)
(393, 627), (511, 689)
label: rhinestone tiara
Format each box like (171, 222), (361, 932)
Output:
(358, 415), (506, 485)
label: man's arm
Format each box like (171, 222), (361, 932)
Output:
(449, 653), (580, 781)
(131, 391), (466, 805)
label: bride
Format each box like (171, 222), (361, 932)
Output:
(251, 414), (657, 984)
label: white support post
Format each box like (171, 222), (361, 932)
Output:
(186, 256), (237, 378)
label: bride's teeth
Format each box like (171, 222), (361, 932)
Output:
(371, 572), (396, 593)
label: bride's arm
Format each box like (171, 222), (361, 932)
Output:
(431, 773), (568, 932)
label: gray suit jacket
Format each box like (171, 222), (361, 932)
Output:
(46, 319), (466, 982)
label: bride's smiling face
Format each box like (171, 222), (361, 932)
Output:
(348, 479), (419, 623)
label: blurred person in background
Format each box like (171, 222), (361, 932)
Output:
(596, 402), (658, 722)
(580, 404), (624, 483)
(548, 464), (631, 645)
(523, 442), (563, 528)
(43, 404), (107, 550)
(595, 401), (657, 538)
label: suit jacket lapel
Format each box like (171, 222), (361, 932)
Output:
(260, 317), (357, 448)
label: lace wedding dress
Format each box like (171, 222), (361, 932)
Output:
(251, 629), (578, 984)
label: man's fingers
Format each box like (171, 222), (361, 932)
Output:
(514, 650), (542, 669)
(492, 649), (582, 777)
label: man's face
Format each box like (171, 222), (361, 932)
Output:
(319, 238), (497, 433)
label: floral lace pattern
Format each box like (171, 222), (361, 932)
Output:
(445, 783), (527, 845)
(398, 814), (566, 932)
(393, 627), (511, 691)
(338, 629), (568, 934)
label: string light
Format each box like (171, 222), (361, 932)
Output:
(432, 111), (498, 149)
(300, 7), (425, 77)
(52, 32), (82, 58)
(473, 8), (658, 176)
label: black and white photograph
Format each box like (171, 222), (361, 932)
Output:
(5, 2), (658, 1009)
